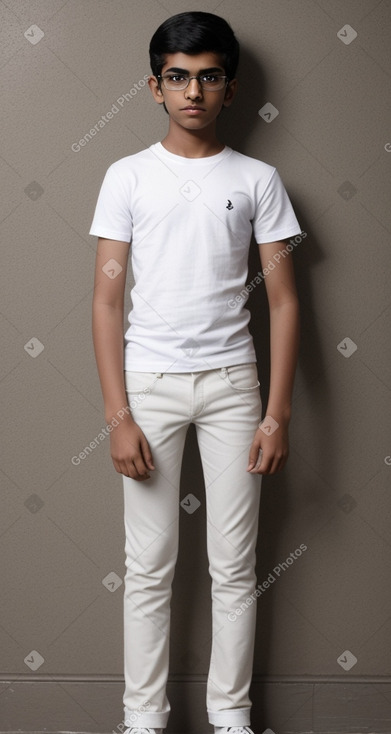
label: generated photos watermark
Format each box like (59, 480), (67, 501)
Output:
(228, 543), (308, 621)
(228, 230), (307, 309)
(71, 389), (150, 466)
(113, 700), (152, 734)
(71, 74), (150, 152)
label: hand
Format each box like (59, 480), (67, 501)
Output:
(109, 417), (155, 481)
(247, 417), (289, 475)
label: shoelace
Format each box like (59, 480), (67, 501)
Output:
(128, 729), (161, 734)
(226, 728), (253, 734)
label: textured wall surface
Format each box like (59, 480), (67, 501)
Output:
(1, 1), (390, 733)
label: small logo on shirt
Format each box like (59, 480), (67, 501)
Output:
(226, 199), (234, 210)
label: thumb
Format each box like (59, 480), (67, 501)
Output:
(247, 444), (263, 471)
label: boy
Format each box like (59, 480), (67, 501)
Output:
(89, 11), (302, 734)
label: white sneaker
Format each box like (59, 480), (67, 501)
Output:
(214, 728), (255, 734)
(125, 728), (164, 734)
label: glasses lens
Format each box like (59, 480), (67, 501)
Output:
(163, 76), (187, 90)
(201, 76), (226, 91)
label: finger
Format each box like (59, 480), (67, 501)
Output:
(266, 453), (286, 475)
(249, 452), (272, 474)
(140, 436), (155, 470)
(116, 457), (145, 481)
(132, 453), (151, 479)
(112, 459), (123, 475)
(118, 459), (135, 478)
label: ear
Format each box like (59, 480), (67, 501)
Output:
(223, 78), (238, 108)
(148, 75), (165, 105)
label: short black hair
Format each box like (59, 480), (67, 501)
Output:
(149, 11), (240, 81)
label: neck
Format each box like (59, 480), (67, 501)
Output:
(161, 119), (225, 158)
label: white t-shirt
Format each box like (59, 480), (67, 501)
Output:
(89, 142), (301, 372)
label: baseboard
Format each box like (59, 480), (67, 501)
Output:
(1, 676), (390, 733)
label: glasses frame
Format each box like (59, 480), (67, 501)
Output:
(157, 74), (229, 92)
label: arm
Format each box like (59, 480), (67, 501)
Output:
(92, 237), (155, 481)
(247, 240), (300, 475)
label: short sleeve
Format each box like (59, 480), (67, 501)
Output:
(253, 168), (301, 244)
(89, 164), (133, 242)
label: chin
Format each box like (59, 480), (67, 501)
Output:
(175, 116), (213, 130)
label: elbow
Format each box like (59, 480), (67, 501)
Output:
(269, 293), (300, 313)
(92, 296), (124, 312)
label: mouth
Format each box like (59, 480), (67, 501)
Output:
(181, 106), (206, 114)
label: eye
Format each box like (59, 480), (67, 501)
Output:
(167, 74), (187, 83)
(200, 75), (219, 83)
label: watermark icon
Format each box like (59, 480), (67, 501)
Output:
(337, 494), (357, 513)
(337, 650), (357, 670)
(228, 231), (307, 309)
(180, 337), (201, 358)
(337, 24), (357, 45)
(180, 180), (201, 201)
(71, 394), (150, 466)
(337, 337), (357, 358)
(102, 258), (123, 279)
(227, 543), (307, 621)
(24, 494), (44, 513)
(24, 25), (44, 45)
(24, 181), (44, 200)
(384, 456), (391, 466)
(71, 74), (149, 152)
(337, 180), (357, 200)
(24, 650), (45, 670)
(258, 415), (279, 436)
(24, 337), (44, 358)
(181, 493), (201, 514)
(258, 102), (279, 123)
(102, 571), (122, 592)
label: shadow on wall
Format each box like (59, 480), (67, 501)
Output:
(217, 45), (267, 151)
(220, 39), (337, 551)
(221, 43), (337, 709)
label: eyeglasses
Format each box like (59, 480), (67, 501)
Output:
(157, 74), (228, 92)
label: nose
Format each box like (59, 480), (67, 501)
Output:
(185, 77), (203, 99)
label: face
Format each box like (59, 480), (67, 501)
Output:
(148, 51), (237, 131)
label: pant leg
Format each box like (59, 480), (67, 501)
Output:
(122, 371), (190, 729)
(194, 364), (262, 727)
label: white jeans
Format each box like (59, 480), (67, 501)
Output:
(122, 363), (263, 729)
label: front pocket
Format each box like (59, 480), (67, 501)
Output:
(124, 371), (162, 404)
(224, 363), (260, 391)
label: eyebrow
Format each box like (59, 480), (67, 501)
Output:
(163, 66), (225, 74)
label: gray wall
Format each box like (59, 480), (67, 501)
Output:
(1, 1), (391, 733)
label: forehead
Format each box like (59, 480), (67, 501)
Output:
(161, 51), (225, 73)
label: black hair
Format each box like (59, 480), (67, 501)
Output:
(149, 11), (240, 81)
